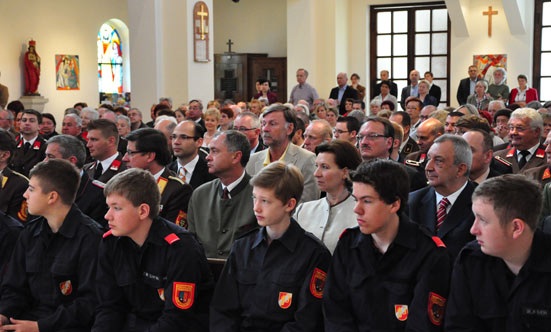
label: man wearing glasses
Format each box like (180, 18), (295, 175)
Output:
(169, 120), (215, 190)
(233, 112), (264, 154)
(333, 116), (360, 148)
(494, 108), (546, 173)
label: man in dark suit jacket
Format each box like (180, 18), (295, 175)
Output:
(424, 71), (441, 104)
(462, 129), (512, 184)
(169, 120), (216, 189)
(373, 70), (398, 98)
(187, 99), (207, 132)
(10, 110), (47, 177)
(329, 72), (358, 115)
(457, 65), (480, 105)
(400, 69), (421, 111)
(408, 134), (476, 259)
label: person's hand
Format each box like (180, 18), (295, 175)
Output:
(0, 318), (39, 332)
(0, 315), (9, 326)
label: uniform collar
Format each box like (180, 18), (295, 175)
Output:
(351, 214), (416, 250)
(33, 204), (82, 239)
(252, 218), (302, 252)
(522, 229), (551, 273)
(143, 217), (170, 246)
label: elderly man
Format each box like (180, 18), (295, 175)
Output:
(409, 134), (476, 259)
(494, 108), (546, 173)
(233, 111), (264, 154)
(289, 68), (319, 108)
(0, 109), (14, 133)
(188, 130), (258, 258)
(522, 130), (551, 187)
(187, 99), (206, 131)
(487, 100), (506, 118)
(128, 107), (147, 131)
(302, 119), (332, 153)
(405, 117), (444, 168)
(400, 69), (421, 110)
(329, 72), (358, 115)
(246, 105), (320, 202)
(419, 105), (436, 123)
(81, 107), (99, 134)
(457, 65), (481, 105)
(389, 111), (419, 160)
(154, 115), (177, 154)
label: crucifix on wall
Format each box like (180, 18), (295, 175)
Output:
(483, 6), (498, 37)
(193, 1), (210, 62)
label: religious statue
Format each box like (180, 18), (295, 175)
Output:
(24, 40), (41, 95)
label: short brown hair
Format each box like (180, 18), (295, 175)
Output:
(251, 161), (303, 211)
(29, 159), (80, 206)
(87, 119), (119, 145)
(104, 168), (161, 218)
(473, 174), (542, 230)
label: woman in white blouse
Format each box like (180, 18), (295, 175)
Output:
(294, 140), (362, 253)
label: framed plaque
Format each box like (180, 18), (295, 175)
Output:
(193, 1), (210, 62)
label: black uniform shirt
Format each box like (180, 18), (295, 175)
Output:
(93, 217), (214, 332)
(210, 218), (331, 332)
(0, 211), (23, 284)
(0, 205), (102, 332)
(446, 230), (551, 331)
(323, 215), (451, 331)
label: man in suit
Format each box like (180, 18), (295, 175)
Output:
(0, 129), (28, 223)
(45, 134), (108, 228)
(10, 109), (47, 177)
(234, 112), (265, 154)
(84, 119), (128, 183)
(389, 111), (419, 160)
(169, 120), (215, 190)
(187, 99), (206, 132)
(494, 108), (546, 173)
(329, 72), (358, 115)
(373, 70), (398, 98)
(246, 105), (320, 202)
(123, 128), (192, 226)
(400, 69), (421, 111)
(409, 134), (475, 259)
(457, 65), (480, 105)
(424, 71), (441, 105)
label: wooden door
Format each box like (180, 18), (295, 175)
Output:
(249, 57), (287, 103)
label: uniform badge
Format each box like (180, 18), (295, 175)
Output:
(428, 292), (446, 325)
(419, 153), (426, 163)
(175, 210), (188, 228)
(32, 141), (41, 150)
(494, 156), (512, 167)
(544, 168), (551, 180)
(536, 149), (545, 159)
(278, 292), (293, 309)
(109, 159), (121, 171)
(506, 148), (515, 158)
(309, 268), (326, 298)
(1, 175), (7, 189)
(59, 280), (73, 296)
(395, 304), (408, 321)
(17, 200), (28, 222)
(157, 177), (168, 194)
(164, 233), (180, 245)
(172, 282), (195, 310)
(17, 140), (22, 148)
(158, 288), (165, 301)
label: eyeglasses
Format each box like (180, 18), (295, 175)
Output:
(357, 133), (388, 141)
(234, 127), (256, 132)
(333, 129), (349, 135)
(126, 150), (145, 156)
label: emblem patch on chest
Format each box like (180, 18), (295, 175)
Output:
(395, 304), (408, 321)
(278, 292), (293, 309)
(59, 280), (72, 296)
(172, 282), (195, 309)
(309, 268), (326, 298)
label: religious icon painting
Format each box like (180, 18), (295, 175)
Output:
(55, 55), (80, 90)
(473, 54), (507, 84)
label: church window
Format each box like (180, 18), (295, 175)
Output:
(534, 0), (551, 101)
(97, 23), (123, 94)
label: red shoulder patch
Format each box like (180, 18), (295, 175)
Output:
(339, 228), (348, 239)
(431, 236), (446, 248)
(536, 148), (546, 159)
(103, 230), (113, 238)
(164, 233), (180, 245)
(506, 148), (515, 158)
(544, 168), (551, 180)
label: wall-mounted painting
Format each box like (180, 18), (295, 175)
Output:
(473, 54), (507, 84)
(55, 54), (79, 90)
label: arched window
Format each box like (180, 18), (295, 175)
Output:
(98, 23), (123, 94)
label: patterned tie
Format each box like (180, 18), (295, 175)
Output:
(222, 188), (230, 199)
(93, 162), (103, 180)
(178, 167), (187, 182)
(518, 150), (530, 170)
(436, 197), (450, 231)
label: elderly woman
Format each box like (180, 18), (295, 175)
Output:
(326, 107), (339, 128)
(369, 99), (382, 116)
(418, 79), (438, 106)
(372, 80), (397, 110)
(509, 74), (539, 107)
(202, 108), (220, 148)
(487, 67), (510, 101)
(294, 140), (362, 253)
(467, 80), (493, 111)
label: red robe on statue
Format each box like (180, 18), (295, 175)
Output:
(24, 42), (40, 95)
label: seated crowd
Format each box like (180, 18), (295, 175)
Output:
(0, 65), (551, 331)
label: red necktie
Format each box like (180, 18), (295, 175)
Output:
(436, 197), (450, 231)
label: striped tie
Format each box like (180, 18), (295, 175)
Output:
(436, 197), (450, 231)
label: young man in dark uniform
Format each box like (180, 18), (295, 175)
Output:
(0, 129), (29, 223)
(323, 160), (451, 331)
(93, 168), (213, 331)
(0, 159), (102, 332)
(446, 174), (551, 331)
(0, 211), (23, 285)
(10, 109), (47, 177)
(210, 161), (331, 331)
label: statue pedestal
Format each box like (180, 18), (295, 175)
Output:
(20, 95), (49, 112)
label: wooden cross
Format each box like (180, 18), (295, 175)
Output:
(226, 39), (234, 53)
(483, 6), (498, 37)
(197, 4), (208, 40)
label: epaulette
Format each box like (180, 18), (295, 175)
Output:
(11, 170), (29, 181)
(494, 155), (512, 167)
(168, 175), (185, 185)
(164, 233), (180, 245)
(543, 168), (551, 181)
(92, 180), (105, 189)
(405, 159), (421, 167)
(535, 148), (546, 159)
(431, 236), (446, 248)
(103, 230), (113, 238)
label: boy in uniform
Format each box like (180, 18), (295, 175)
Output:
(210, 161), (331, 331)
(93, 168), (213, 331)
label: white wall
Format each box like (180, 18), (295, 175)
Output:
(0, 0), (128, 124)
(213, 0), (287, 57)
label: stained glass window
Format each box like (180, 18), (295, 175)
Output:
(98, 23), (123, 94)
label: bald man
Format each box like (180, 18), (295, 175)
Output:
(329, 72), (358, 115)
(302, 119), (332, 153)
(400, 69), (421, 110)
